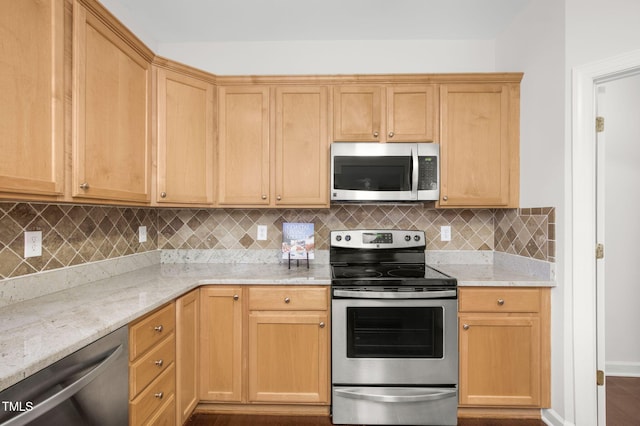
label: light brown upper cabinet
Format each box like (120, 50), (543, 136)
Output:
(439, 83), (520, 208)
(218, 85), (330, 208)
(155, 67), (215, 206)
(0, 0), (64, 199)
(72, 0), (152, 204)
(333, 85), (438, 142)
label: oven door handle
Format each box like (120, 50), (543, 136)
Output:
(333, 289), (456, 299)
(335, 387), (457, 403)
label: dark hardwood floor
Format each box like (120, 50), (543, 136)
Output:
(607, 376), (640, 426)
(185, 413), (546, 426)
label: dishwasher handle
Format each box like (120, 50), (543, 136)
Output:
(1, 344), (124, 426)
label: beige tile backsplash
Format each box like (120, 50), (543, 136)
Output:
(0, 202), (555, 279)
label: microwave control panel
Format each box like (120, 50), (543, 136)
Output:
(418, 156), (438, 190)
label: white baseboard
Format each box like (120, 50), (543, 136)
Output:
(605, 361), (640, 377)
(542, 408), (572, 426)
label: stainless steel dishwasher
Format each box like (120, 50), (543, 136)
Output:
(0, 326), (128, 426)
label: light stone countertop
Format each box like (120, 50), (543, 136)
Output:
(0, 262), (330, 392)
(0, 252), (554, 392)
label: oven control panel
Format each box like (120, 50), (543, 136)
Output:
(331, 229), (425, 249)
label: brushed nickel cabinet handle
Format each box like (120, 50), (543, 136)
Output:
(442, 196), (448, 201)
(284, 297), (291, 304)
(79, 182), (89, 190)
(233, 294), (239, 301)
(154, 325), (163, 333)
(319, 322), (325, 328)
(154, 392), (164, 399)
(155, 359), (163, 367)
(463, 324), (470, 330)
(497, 299), (505, 306)
(160, 192), (167, 198)
(388, 131), (395, 138)
(373, 131), (379, 138)
(276, 195), (282, 201)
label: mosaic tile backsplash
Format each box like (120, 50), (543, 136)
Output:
(0, 202), (555, 279)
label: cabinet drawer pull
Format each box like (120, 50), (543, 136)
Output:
(284, 297), (291, 304)
(388, 131), (395, 138)
(79, 182), (89, 190)
(233, 294), (239, 301)
(154, 391), (164, 399)
(160, 192), (167, 198)
(261, 195), (267, 200)
(373, 131), (379, 138)
(155, 359), (163, 367)
(319, 322), (325, 328)
(463, 324), (470, 330)
(497, 299), (505, 306)
(442, 195), (448, 201)
(154, 325), (163, 333)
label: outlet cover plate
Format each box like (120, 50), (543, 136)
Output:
(24, 231), (43, 258)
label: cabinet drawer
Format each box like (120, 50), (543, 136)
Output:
(130, 364), (175, 426)
(143, 394), (175, 426)
(249, 287), (328, 311)
(130, 333), (175, 398)
(458, 288), (541, 313)
(130, 303), (176, 360)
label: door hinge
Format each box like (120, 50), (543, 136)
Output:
(596, 116), (605, 132)
(597, 370), (605, 386)
(596, 243), (604, 259)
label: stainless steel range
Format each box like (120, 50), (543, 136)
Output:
(330, 229), (458, 426)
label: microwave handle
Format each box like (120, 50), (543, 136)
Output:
(411, 147), (419, 200)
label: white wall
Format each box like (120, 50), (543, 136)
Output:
(494, 1), (567, 423)
(601, 74), (640, 373)
(158, 40), (495, 75)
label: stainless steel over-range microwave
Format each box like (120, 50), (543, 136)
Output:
(330, 142), (440, 202)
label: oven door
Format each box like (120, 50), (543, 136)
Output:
(332, 296), (457, 386)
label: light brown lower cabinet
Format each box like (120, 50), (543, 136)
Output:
(176, 289), (200, 424)
(458, 287), (550, 415)
(129, 303), (176, 426)
(199, 285), (330, 413)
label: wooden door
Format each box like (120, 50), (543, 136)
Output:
(0, 0), (64, 197)
(386, 85), (438, 142)
(200, 286), (243, 402)
(176, 289), (199, 424)
(333, 86), (383, 141)
(248, 312), (329, 403)
(156, 68), (214, 206)
(439, 84), (517, 207)
(217, 86), (270, 205)
(458, 315), (541, 406)
(274, 86), (329, 207)
(73, 3), (151, 203)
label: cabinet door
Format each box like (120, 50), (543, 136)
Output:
(73, 3), (151, 203)
(274, 86), (329, 207)
(157, 68), (214, 206)
(200, 287), (243, 402)
(458, 315), (541, 406)
(333, 86), (383, 141)
(217, 86), (270, 205)
(386, 85), (438, 142)
(0, 0), (64, 197)
(439, 84), (518, 207)
(176, 289), (199, 424)
(248, 312), (329, 403)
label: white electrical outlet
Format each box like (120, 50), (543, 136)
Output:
(440, 226), (452, 242)
(257, 225), (268, 241)
(138, 226), (147, 243)
(24, 231), (43, 258)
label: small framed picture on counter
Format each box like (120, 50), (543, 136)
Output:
(282, 222), (315, 260)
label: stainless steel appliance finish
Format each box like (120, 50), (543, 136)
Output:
(331, 142), (440, 202)
(0, 326), (128, 426)
(330, 229), (458, 426)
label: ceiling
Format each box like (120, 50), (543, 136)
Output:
(104, 0), (532, 44)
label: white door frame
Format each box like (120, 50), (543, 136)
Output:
(570, 49), (640, 425)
